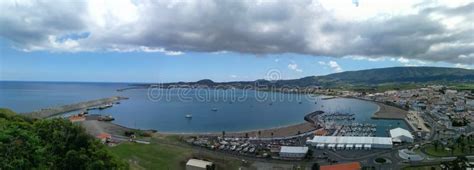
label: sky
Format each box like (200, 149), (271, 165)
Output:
(0, 0), (473, 83)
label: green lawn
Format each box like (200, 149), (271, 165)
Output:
(449, 83), (474, 91)
(108, 135), (246, 170)
(422, 139), (474, 157)
(109, 141), (192, 169)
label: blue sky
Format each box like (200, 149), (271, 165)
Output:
(0, 38), (465, 83)
(0, 0), (473, 83)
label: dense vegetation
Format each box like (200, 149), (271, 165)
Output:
(0, 108), (127, 169)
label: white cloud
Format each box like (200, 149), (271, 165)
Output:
(345, 56), (385, 62)
(288, 63), (303, 72)
(229, 75), (238, 78)
(138, 46), (184, 55)
(454, 63), (473, 69)
(396, 57), (430, 66)
(397, 57), (410, 64)
(318, 60), (343, 72)
(0, 0), (473, 64)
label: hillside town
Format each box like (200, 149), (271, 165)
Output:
(181, 85), (474, 169)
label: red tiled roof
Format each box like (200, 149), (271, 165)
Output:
(320, 162), (361, 170)
(96, 133), (111, 139)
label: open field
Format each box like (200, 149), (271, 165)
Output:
(109, 141), (191, 169)
(449, 83), (474, 91)
(420, 138), (474, 157)
(423, 144), (474, 157)
(108, 135), (247, 170)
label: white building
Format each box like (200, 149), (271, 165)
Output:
(306, 136), (392, 149)
(390, 127), (414, 143)
(186, 159), (213, 170)
(279, 146), (309, 158)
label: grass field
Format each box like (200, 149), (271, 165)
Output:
(109, 141), (192, 169)
(449, 83), (474, 91)
(108, 135), (246, 170)
(424, 144), (473, 157)
(421, 138), (474, 157)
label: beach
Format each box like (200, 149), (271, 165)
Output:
(371, 102), (408, 120)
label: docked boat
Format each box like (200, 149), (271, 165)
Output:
(98, 103), (113, 110)
(98, 115), (114, 121)
(321, 96), (336, 100)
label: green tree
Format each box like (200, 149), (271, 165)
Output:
(0, 108), (127, 169)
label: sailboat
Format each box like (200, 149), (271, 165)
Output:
(185, 114), (192, 118)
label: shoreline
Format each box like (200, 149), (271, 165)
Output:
(371, 102), (408, 120)
(368, 100), (417, 132)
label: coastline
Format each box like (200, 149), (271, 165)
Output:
(371, 102), (408, 120)
(368, 100), (417, 131)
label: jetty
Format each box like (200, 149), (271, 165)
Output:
(23, 96), (128, 119)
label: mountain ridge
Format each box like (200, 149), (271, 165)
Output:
(162, 66), (474, 88)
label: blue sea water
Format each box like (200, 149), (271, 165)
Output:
(0, 81), (408, 136)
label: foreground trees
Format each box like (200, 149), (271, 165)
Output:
(0, 108), (127, 169)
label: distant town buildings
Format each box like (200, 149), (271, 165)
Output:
(359, 85), (473, 135)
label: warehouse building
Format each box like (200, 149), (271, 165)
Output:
(279, 146), (309, 159)
(306, 136), (393, 149)
(390, 127), (414, 143)
(186, 159), (214, 170)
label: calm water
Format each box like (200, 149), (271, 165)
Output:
(0, 81), (408, 136)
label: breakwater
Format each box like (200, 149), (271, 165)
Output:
(23, 96), (128, 119)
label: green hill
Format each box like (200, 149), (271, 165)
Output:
(161, 67), (474, 89)
(308, 67), (474, 87)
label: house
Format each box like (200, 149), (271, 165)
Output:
(186, 159), (214, 170)
(320, 162), (361, 170)
(69, 115), (85, 122)
(96, 133), (111, 143)
(390, 127), (414, 143)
